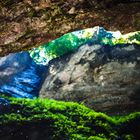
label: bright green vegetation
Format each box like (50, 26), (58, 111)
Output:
(29, 27), (140, 65)
(0, 95), (140, 140)
(100, 31), (140, 46)
(29, 32), (86, 65)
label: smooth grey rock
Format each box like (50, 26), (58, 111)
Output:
(39, 44), (140, 115)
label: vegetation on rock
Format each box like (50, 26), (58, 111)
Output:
(29, 27), (140, 65)
(0, 95), (140, 140)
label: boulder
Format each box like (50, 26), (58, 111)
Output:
(39, 43), (140, 115)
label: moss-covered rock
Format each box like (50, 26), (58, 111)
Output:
(0, 95), (140, 140)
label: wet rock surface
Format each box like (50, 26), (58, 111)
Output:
(0, 52), (47, 98)
(40, 44), (140, 115)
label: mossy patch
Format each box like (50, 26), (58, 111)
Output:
(0, 95), (140, 139)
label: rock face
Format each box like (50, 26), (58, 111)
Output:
(40, 44), (140, 115)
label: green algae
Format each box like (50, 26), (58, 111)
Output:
(0, 95), (140, 140)
(29, 27), (140, 65)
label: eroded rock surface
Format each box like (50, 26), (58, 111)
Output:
(40, 44), (140, 115)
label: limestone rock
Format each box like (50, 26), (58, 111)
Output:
(39, 44), (140, 115)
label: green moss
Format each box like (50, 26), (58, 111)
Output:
(0, 96), (140, 140)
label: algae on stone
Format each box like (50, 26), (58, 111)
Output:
(29, 27), (140, 65)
